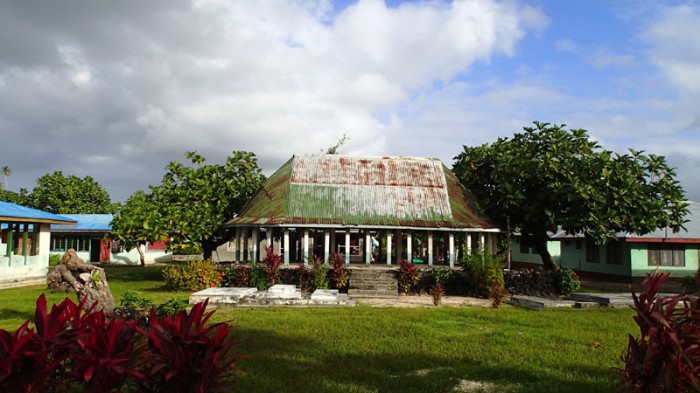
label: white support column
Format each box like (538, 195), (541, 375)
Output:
(386, 232), (393, 265)
(479, 233), (486, 253)
(266, 228), (272, 258)
(488, 233), (495, 254)
(365, 230), (371, 264)
(345, 229), (351, 264)
(466, 233), (472, 255)
(303, 229), (310, 264)
(324, 230), (330, 263)
(428, 231), (434, 266)
(449, 232), (455, 268)
(406, 232), (412, 263)
(251, 228), (259, 263)
(283, 229), (290, 266)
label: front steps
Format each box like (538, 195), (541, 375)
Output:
(348, 268), (398, 298)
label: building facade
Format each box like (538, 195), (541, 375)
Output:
(224, 155), (500, 266)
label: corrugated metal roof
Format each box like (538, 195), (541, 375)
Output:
(0, 201), (77, 225)
(550, 201), (700, 241)
(52, 214), (113, 232)
(225, 154), (497, 229)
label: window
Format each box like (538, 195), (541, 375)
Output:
(51, 235), (90, 252)
(575, 240), (582, 250)
(519, 238), (530, 254)
(586, 241), (600, 263)
(606, 241), (623, 265)
(648, 244), (685, 267)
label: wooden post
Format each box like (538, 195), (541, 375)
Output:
(480, 233), (486, 253)
(242, 227), (249, 261)
(396, 230), (403, 262)
(324, 230), (330, 264)
(234, 227), (241, 262)
(266, 228), (272, 259)
(283, 229), (290, 266)
(386, 231), (393, 265)
(330, 229), (336, 255)
(6, 223), (13, 257)
(31, 224), (38, 255)
(428, 231), (433, 266)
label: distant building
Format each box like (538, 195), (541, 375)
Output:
(50, 214), (171, 264)
(0, 201), (76, 287)
(224, 154), (500, 266)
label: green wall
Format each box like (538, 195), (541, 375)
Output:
(559, 240), (630, 276)
(629, 243), (698, 278)
(511, 237), (561, 265)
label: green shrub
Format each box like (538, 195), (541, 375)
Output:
(330, 253), (350, 292)
(461, 251), (505, 307)
(248, 261), (269, 290)
(114, 291), (187, 324)
(222, 263), (251, 287)
(552, 268), (581, 295)
(428, 267), (452, 306)
(49, 253), (62, 267)
(311, 258), (330, 290)
(162, 260), (223, 292)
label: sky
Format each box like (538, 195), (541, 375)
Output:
(1, 0), (699, 203)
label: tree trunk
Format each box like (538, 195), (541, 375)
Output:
(46, 249), (116, 315)
(137, 244), (145, 267)
(535, 240), (560, 271)
(202, 238), (216, 261)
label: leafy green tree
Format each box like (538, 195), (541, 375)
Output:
(111, 151), (265, 260)
(26, 171), (114, 214)
(110, 191), (160, 266)
(0, 188), (29, 204)
(453, 121), (688, 270)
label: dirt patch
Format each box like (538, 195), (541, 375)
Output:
(454, 380), (516, 393)
(354, 295), (493, 308)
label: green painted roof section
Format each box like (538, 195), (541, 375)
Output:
(225, 155), (496, 229)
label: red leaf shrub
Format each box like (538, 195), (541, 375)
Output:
(618, 271), (700, 392)
(330, 253), (350, 292)
(263, 246), (281, 286)
(397, 259), (421, 294)
(0, 294), (247, 393)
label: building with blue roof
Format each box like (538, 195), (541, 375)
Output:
(0, 201), (76, 288)
(49, 214), (172, 265)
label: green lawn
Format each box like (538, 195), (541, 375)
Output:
(0, 265), (636, 393)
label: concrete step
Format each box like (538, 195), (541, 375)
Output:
(349, 289), (398, 298)
(349, 283), (397, 291)
(349, 278), (397, 285)
(568, 292), (635, 307)
(350, 270), (397, 280)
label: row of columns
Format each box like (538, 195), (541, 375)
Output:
(232, 227), (499, 268)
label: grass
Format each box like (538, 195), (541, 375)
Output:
(0, 265), (637, 393)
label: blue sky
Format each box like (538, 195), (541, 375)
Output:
(0, 0), (698, 202)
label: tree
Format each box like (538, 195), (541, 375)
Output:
(111, 151), (265, 260)
(26, 171), (114, 214)
(324, 134), (349, 154)
(0, 188), (29, 205)
(110, 191), (160, 266)
(1, 166), (11, 189)
(453, 122), (688, 270)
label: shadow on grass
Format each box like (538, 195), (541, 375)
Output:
(103, 265), (165, 282)
(233, 327), (619, 393)
(0, 308), (34, 323)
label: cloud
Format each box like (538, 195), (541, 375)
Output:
(0, 0), (541, 201)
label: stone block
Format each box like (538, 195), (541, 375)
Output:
(311, 289), (339, 302)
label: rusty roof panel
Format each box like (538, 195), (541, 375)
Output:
(225, 155), (497, 229)
(291, 155), (446, 188)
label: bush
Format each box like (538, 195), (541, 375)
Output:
(162, 260), (223, 292)
(248, 261), (269, 290)
(330, 253), (350, 292)
(618, 271), (700, 392)
(114, 291), (187, 325)
(0, 294), (246, 393)
(397, 259), (421, 295)
(311, 258), (330, 290)
(49, 253), (62, 267)
(263, 247), (281, 286)
(222, 263), (251, 287)
(461, 251), (505, 307)
(552, 268), (581, 295)
(428, 267), (452, 306)
(297, 264), (314, 292)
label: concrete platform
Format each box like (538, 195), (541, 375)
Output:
(189, 287), (355, 307)
(509, 296), (577, 310)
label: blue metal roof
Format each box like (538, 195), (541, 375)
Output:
(51, 214), (113, 232)
(0, 201), (77, 224)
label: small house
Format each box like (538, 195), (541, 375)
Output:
(0, 201), (76, 287)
